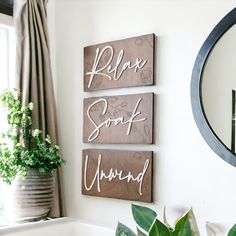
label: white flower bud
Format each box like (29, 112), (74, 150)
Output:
(32, 129), (41, 137)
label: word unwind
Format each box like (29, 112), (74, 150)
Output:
(82, 149), (153, 202)
(83, 93), (154, 144)
(84, 34), (155, 91)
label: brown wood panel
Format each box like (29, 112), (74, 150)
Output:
(83, 93), (154, 144)
(82, 149), (153, 202)
(84, 34), (155, 91)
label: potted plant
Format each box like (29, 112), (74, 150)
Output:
(228, 225), (236, 236)
(0, 89), (66, 222)
(206, 222), (236, 236)
(116, 204), (200, 236)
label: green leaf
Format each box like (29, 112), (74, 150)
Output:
(228, 224), (236, 236)
(205, 222), (217, 236)
(172, 212), (191, 236)
(163, 206), (171, 229)
(188, 208), (200, 236)
(149, 218), (172, 236)
(132, 204), (157, 232)
(137, 228), (147, 236)
(116, 222), (136, 236)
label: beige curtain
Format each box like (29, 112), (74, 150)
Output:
(14, 0), (63, 217)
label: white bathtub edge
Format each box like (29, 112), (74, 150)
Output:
(0, 217), (73, 234)
(72, 218), (115, 232)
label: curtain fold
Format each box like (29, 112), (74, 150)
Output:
(14, 0), (63, 217)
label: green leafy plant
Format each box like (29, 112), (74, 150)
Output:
(228, 224), (236, 236)
(0, 89), (65, 184)
(205, 222), (219, 236)
(116, 204), (199, 236)
(206, 222), (236, 236)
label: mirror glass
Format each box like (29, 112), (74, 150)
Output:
(201, 24), (236, 153)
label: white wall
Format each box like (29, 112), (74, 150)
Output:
(0, 13), (13, 26)
(51, 1), (236, 234)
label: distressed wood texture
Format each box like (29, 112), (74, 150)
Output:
(83, 93), (154, 144)
(84, 34), (155, 91)
(82, 149), (153, 202)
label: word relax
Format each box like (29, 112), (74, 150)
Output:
(87, 97), (147, 142)
(83, 154), (150, 195)
(86, 45), (147, 88)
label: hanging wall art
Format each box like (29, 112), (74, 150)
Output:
(83, 93), (154, 144)
(82, 149), (153, 202)
(84, 34), (155, 91)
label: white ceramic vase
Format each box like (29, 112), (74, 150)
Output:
(2, 170), (55, 223)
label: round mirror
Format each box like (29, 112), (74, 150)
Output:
(191, 8), (236, 166)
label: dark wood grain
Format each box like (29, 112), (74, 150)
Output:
(82, 149), (153, 202)
(83, 93), (154, 144)
(84, 34), (155, 91)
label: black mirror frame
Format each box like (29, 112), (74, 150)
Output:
(0, 0), (13, 16)
(191, 8), (236, 167)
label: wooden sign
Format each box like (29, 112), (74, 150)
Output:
(83, 93), (154, 144)
(84, 34), (155, 91)
(82, 149), (153, 202)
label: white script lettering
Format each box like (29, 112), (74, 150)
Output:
(84, 154), (150, 195)
(87, 98), (146, 142)
(86, 46), (147, 88)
